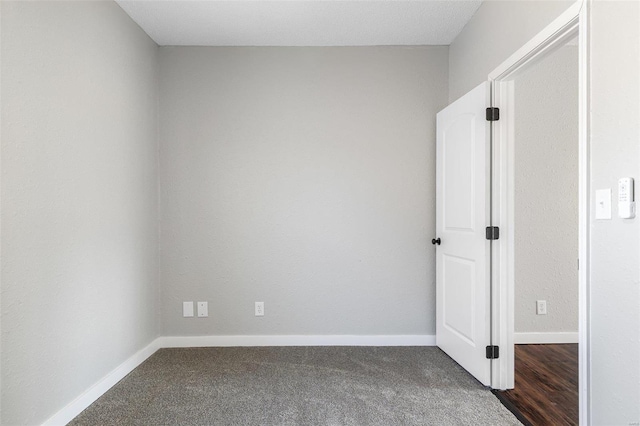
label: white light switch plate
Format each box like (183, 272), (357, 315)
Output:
(197, 301), (208, 317)
(595, 189), (612, 220)
(183, 301), (194, 317)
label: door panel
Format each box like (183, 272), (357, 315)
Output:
(444, 114), (476, 232)
(443, 254), (475, 344)
(436, 82), (491, 386)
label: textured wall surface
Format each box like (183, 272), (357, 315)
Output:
(159, 46), (448, 337)
(589, 1), (640, 423)
(513, 44), (579, 333)
(0, 2), (159, 424)
(448, 0), (573, 102)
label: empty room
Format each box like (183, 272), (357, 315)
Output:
(1, 1), (638, 425)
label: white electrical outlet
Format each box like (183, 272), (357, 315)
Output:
(255, 302), (264, 316)
(197, 301), (208, 317)
(536, 300), (547, 315)
(183, 301), (194, 317)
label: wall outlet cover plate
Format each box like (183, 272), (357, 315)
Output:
(197, 301), (208, 317)
(183, 301), (194, 317)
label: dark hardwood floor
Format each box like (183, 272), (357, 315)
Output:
(494, 344), (579, 426)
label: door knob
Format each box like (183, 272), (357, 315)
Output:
(432, 238), (441, 245)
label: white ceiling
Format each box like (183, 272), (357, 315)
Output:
(115, 1), (483, 47)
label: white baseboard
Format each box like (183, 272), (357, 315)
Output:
(159, 334), (436, 348)
(40, 334), (434, 425)
(42, 338), (162, 426)
(514, 332), (579, 344)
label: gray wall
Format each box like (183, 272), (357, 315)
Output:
(448, 0), (574, 102)
(589, 1), (640, 423)
(0, 2), (159, 424)
(514, 44), (579, 334)
(449, 0), (640, 423)
(159, 47), (448, 337)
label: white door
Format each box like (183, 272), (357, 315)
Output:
(435, 82), (492, 386)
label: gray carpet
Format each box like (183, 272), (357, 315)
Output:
(70, 347), (521, 426)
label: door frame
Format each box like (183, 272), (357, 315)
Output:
(487, 0), (590, 424)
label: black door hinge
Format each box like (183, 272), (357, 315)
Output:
(486, 226), (500, 240)
(486, 345), (500, 359)
(486, 107), (500, 121)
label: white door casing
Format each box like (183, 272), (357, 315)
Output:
(487, 8), (587, 420)
(435, 82), (492, 386)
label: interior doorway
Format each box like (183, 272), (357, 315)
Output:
(493, 35), (580, 426)
(435, 1), (588, 422)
